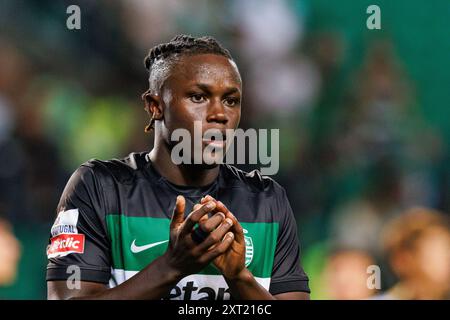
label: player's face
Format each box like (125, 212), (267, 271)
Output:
(160, 54), (242, 165)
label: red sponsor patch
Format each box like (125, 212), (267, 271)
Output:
(47, 233), (85, 258)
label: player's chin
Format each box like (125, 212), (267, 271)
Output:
(190, 150), (224, 169)
(197, 163), (220, 170)
(204, 149), (226, 167)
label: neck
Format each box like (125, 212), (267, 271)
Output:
(149, 139), (220, 187)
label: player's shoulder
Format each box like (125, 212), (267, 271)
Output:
(76, 152), (148, 186)
(220, 164), (286, 197)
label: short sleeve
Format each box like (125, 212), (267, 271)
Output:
(269, 187), (310, 295)
(46, 165), (111, 284)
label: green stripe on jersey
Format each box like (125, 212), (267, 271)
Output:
(106, 214), (278, 278)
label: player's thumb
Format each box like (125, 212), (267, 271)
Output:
(170, 195), (185, 230)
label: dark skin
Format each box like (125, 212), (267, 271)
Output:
(47, 54), (309, 300)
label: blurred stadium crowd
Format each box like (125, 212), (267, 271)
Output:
(0, 0), (449, 299)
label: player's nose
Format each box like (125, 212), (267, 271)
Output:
(206, 99), (228, 125)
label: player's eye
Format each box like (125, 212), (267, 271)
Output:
(189, 94), (206, 103)
(223, 97), (240, 107)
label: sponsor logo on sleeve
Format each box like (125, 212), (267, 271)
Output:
(51, 208), (79, 237)
(47, 208), (85, 258)
(47, 233), (85, 259)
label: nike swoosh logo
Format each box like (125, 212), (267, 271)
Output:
(130, 239), (169, 254)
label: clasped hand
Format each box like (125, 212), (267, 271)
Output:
(163, 195), (246, 280)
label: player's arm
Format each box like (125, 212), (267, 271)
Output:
(48, 193), (235, 300)
(201, 196), (310, 300)
(224, 269), (310, 300)
(48, 278), (309, 300)
(47, 250), (181, 300)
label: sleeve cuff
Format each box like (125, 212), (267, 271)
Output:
(46, 267), (111, 284)
(269, 279), (311, 295)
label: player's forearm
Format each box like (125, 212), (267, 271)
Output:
(71, 254), (183, 300)
(225, 268), (276, 300)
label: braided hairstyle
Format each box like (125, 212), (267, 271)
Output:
(144, 34), (232, 73)
(143, 35), (234, 132)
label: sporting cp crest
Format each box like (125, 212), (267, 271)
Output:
(243, 229), (253, 267)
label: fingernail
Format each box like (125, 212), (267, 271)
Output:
(225, 218), (233, 226)
(206, 202), (215, 209)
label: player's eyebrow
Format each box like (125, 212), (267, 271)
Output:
(193, 83), (240, 96)
(223, 87), (240, 96)
(194, 83), (212, 94)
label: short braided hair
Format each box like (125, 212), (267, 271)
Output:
(144, 34), (232, 72)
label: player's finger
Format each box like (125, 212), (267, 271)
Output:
(199, 196), (219, 219)
(198, 232), (234, 264)
(201, 200), (242, 243)
(201, 196), (227, 215)
(180, 201), (216, 237)
(198, 212), (225, 233)
(213, 205), (243, 244)
(199, 214), (208, 224)
(201, 195), (216, 204)
(170, 195), (185, 230)
(194, 204), (209, 224)
(189, 212), (225, 248)
(215, 201), (231, 216)
(196, 217), (233, 251)
(227, 211), (245, 244)
(201, 198), (229, 218)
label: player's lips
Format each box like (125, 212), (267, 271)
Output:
(202, 138), (226, 148)
(201, 128), (228, 149)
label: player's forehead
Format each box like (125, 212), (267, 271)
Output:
(167, 53), (242, 90)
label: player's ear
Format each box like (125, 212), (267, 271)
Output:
(142, 89), (163, 132)
(142, 89), (163, 118)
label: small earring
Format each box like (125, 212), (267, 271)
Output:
(144, 114), (156, 133)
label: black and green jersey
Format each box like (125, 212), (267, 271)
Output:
(46, 152), (310, 299)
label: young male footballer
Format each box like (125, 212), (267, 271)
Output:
(46, 35), (310, 300)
